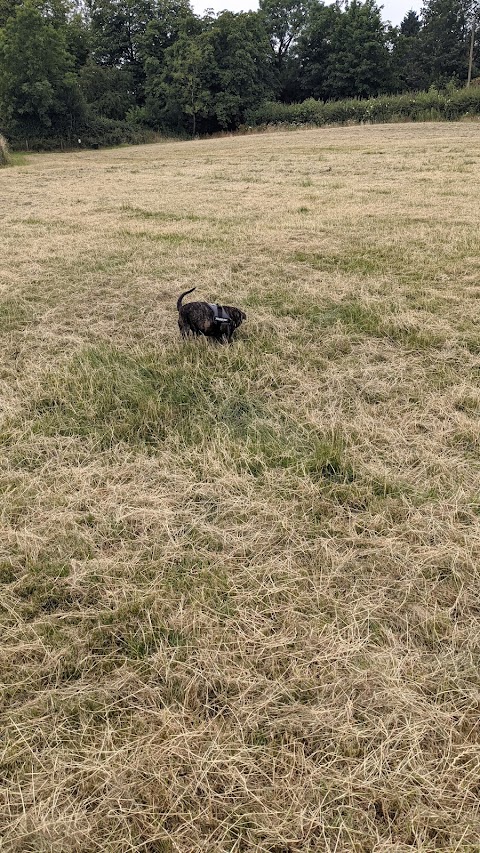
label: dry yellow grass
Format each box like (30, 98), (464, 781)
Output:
(1, 123), (480, 852)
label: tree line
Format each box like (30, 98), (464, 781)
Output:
(0, 0), (478, 146)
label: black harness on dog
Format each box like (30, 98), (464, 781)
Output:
(208, 303), (231, 324)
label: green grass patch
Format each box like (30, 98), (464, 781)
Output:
(121, 205), (206, 223)
(91, 598), (187, 660)
(454, 394), (480, 414)
(304, 431), (354, 482)
(383, 323), (444, 349)
(248, 288), (380, 329)
(293, 245), (416, 279)
(15, 577), (75, 619)
(27, 343), (286, 454)
(0, 296), (34, 332)
(322, 300), (383, 335)
(118, 228), (225, 247)
(462, 336), (480, 355)
(450, 427), (480, 453)
(118, 229), (186, 246)
(20, 344), (359, 482)
(7, 151), (28, 166)
(29, 345), (219, 447)
(246, 289), (444, 348)
(0, 561), (17, 584)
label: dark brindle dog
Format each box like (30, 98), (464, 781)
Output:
(177, 288), (246, 342)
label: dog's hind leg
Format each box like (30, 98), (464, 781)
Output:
(188, 319), (201, 337)
(178, 317), (190, 338)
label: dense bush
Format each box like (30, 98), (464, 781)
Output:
(6, 114), (160, 151)
(247, 87), (480, 128)
(77, 114), (160, 149)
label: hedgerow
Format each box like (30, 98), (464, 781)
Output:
(246, 87), (480, 129)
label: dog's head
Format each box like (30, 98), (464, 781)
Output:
(228, 307), (246, 329)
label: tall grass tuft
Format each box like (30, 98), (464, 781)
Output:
(0, 133), (11, 166)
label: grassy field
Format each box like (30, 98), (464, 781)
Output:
(1, 123), (480, 852)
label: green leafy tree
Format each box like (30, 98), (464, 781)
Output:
(401, 7), (422, 34)
(140, 0), (197, 63)
(145, 30), (211, 133)
(84, 0), (197, 109)
(297, 1), (338, 99)
(299, 0), (391, 99)
(0, 0), (21, 27)
(205, 11), (274, 129)
(146, 11), (274, 134)
(141, 0), (199, 121)
(84, 0), (156, 104)
(258, 0), (310, 99)
(0, 0), (84, 137)
(419, 0), (473, 85)
(79, 59), (136, 118)
(390, 10), (428, 91)
(324, 0), (391, 98)
(86, 0), (152, 65)
(259, 0), (308, 63)
(64, 12), (91, 69)
(0, 0), (74, 27)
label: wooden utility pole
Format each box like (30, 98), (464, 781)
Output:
(467, 7), (477, 87)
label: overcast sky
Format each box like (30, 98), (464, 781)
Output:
(191, 0), (422, 27)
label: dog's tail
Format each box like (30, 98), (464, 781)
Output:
(177, 287), (196, 312)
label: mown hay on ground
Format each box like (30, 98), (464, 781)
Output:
(1, 123), (480, 852)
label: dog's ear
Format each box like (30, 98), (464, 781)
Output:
(241, 311), (246, 321)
